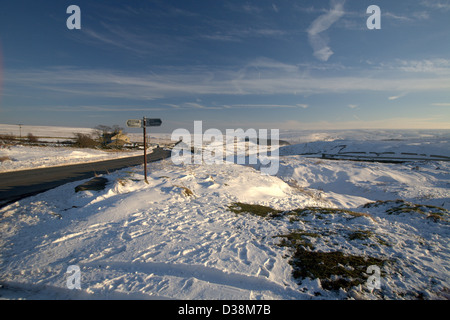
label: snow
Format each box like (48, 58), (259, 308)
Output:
(0, 128), (449, 300)
(0, 145), (143, 172)
(279, 137), (450, 161)
(0, 124), (94, 139)
(0, 123), (170, 172)
(277, 156), (449, 208)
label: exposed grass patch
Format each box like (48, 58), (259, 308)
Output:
(286, 207), (376, 223)
(347, 230), (373, 241)
(173, 184), (195, 197)
(363, 199), (449, 222)
(344, 229), (391, 246)
(275, 231), (321, 250)
(116, 178), (129, 187)
(276, 230), (389, 291)
(228, 202), (283, 218)
(374, 236), (391, 247)
(228, 203), (376, 222)
(284, 179), (324, 201)
(228, 202), (389, 292)
(290, 248), (387, 291)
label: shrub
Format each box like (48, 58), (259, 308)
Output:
(73, 133), (99, 148)
(27, 133), (38, 143)
(0, 133), (15, 143)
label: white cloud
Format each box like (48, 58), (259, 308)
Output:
(202, 33), (243, 42)
(80, 25), (162, 56)
(307, 0), (346, 61)
(162, 102), (306, 111)
(421, 0), (450, 11)
(376, 59), (450, 78)
(384, 12), (413, 22)
(41, 105), (167, 113)
(246, 57), (299, 73)
(348, 104), (358, 109)
(383, 10), (429, 22)
(241, 3), (263, 15)
(227, 104), (293, 109)
(431, 103), (450, 107)
(388, 92), (408, 100)
(6, 62), (450, 101)
(278, 116), (450, 130)
(396, 59), (450, 74)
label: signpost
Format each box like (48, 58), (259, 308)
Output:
(144, 118), (162, 127)
(126, 119), (142, 128)
(126, 117), (162, 183)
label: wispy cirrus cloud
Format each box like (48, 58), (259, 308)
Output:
(421, 0), (450, 11)
(165, 102), (222, 110)
(5, 58), (450, 102)
(81, 28), (148, 55)
(41, 105), (168, 113)
(79, 22), (182, 57)
(224, 104), (308, 109)
(307, 0), (346, 61)
(431, 103), (450, 107)
(384, 10), (430, 23)
(164, 102), (308, 111)
(388, 92), (408, 100)
(397, 59), (450, 74)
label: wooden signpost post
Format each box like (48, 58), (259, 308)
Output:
(126, 117), (162, 183)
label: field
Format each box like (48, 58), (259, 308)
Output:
(0, 125), (449, 300)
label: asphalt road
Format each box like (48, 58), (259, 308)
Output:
(0, 148), (171, 208)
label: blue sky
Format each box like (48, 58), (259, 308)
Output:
(0, 0), (449, 132)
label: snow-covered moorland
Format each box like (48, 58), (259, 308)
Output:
(0, 129), (449, 300)
(0, 145), (143, 173)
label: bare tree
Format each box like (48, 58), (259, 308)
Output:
(93, 125), (112, 146)
(93, 124), (126, 148)
(111, 125), (124, 134)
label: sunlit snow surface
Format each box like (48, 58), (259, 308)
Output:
(0, 127), (449, 299)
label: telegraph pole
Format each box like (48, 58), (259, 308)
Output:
(143, 117), (148, 184)
(17, 124), (23, 141)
